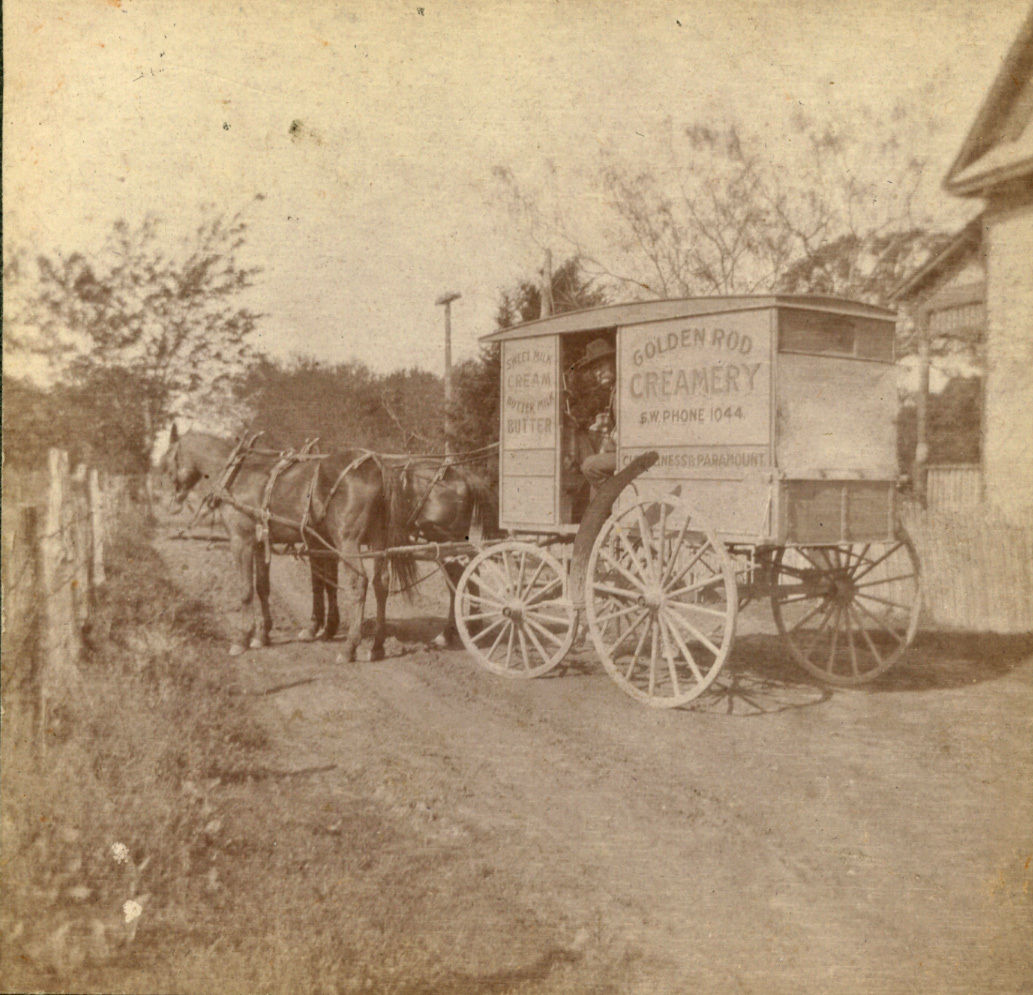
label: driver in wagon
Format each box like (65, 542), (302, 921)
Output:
(567, 338), (617, 498)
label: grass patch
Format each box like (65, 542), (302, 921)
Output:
(1, 509), (269, 992)
(2, 510), (640, 994)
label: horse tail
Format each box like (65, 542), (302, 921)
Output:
(378, 460), (420, 599)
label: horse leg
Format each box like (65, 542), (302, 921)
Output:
(250, 552), (273, 650)
(368, 556), (390, 661)
(228, 533), (256, 657)
(320, 557), (340, 640)
(432, 559), (466, 649)
(300, 558), (326, 641)
(338, 541), (368, 663)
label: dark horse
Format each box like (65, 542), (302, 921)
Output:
(159, 427), (413, 659)
(159, 427), (495, 659)
(379, 455), (497, 648)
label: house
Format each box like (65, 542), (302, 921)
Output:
(889, 218), (986, 507)
(942, 6), (1033, 519)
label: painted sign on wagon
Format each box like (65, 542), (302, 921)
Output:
(502, 339), (558, 450)
(618, 310), (772, 467)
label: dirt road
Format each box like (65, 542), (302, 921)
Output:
(158, 530), (1033, 994)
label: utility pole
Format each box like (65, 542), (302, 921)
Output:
(435, 291), (461, 453)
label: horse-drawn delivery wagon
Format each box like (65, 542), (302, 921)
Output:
(452, 295), (921, 707)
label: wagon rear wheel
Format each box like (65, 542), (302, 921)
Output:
(585, 496), (737, 708)
(770, 537), (921, 685)
(455, 541), (577, 679)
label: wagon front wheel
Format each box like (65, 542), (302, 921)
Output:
(585, 496), (738, 708)
(455, 541), (577, 679)
(770, 538), (921, 685)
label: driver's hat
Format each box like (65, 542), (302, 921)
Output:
(576, 338), (616, 368)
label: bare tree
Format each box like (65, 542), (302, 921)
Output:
(493, 105), (951, 306)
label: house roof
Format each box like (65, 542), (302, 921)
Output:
(945, 6), (1033, 197)
(480, 294), (894, 343)
(888, 218), (983, 303)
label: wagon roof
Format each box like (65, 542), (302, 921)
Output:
(480, 294), (895, 343)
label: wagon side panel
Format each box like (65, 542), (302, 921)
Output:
(499, 336), (560, 530)
(616, 308), (776, 540)
(774, 311), (899, 544)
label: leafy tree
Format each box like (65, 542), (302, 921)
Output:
(5, 204), (263, 461)
(897, 377), (982, 472)
(236, 357), (445, 453)
(2, 370), (151, 473)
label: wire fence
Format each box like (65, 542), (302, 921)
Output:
(2, 451), (148, 759)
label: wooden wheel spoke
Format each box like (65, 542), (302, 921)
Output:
(851, 542), (904, 583)
(849, 604), (886, 668)
(657, 501), (669, 581)
(802, 602), (837, 657)
(846, 615), (860, 677)
(484, 620), (510, 660)
(796, 547), (831, 572)
(471, 615), (508, 645)
(825, 606), (842, 672)
(665, 570), (723, 601)
(659, 618), (681, 699)
(523, 614), (566, 647)
(634, 505), (657, 580)
(615, 527), (649, 580)
(855, 590), (912, 612)
(624, 618), (651, 681)
(662, 613), (706, 683)
(595, 601), (646, 624)
(524, 576), (562, 606)
(465, 591), (507, 609)
(515, 548), (528, 595)
(516, 625), (532, 670)
(787, 598), (831, 635)
(481, 558), (512, 596)
(524, 595), (566, 612)
(522, 621), (553, 665)
(855, 572), (916, 591)
(663, 541), (714, 594)
(464, 609), (505, 624)
(666, 597), (729, 620)
(521, 557), (548, 599)
(665, 607), (722, 658)
(648, 622), (658, 697)
(609, 610), (650, 654)
(593, 582), (639, 602)
(600, 547), (649, 591)
(660, 512), (692, 585)
(504, 625), (516, 669)
(841, 544), (871, 574)
(852, 597), (907, 645)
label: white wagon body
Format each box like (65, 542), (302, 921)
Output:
(456, 296), (921, 707)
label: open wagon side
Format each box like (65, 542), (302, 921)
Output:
(457, 296), (921, 707)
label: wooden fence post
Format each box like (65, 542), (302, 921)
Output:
(89, 467), (106, 586)
(38, 450), (83, 753)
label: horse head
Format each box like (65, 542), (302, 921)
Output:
(157, 425), (209, 512)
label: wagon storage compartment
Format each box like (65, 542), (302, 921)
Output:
(773, 306), (899, 546)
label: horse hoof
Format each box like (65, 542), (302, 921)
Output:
(298, 628), (315, 642)
(431, 633), (448, 650)
(228, 643), (247, 657)
(249, 637), (268, 651)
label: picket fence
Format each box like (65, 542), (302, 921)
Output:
(902, 502), (1033, 634)
(1, 451), (142, 757)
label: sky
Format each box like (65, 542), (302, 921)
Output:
(4, 0), (1030, 380)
